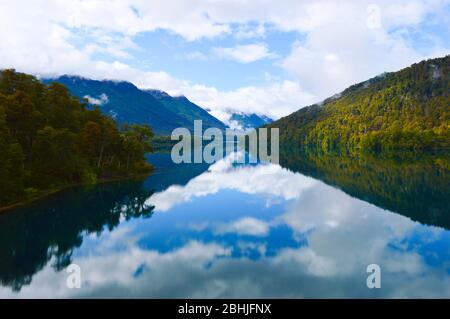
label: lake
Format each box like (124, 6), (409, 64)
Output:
(0, 150), (449, 298)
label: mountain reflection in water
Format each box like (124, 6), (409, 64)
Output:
(0, 150), (448, 298)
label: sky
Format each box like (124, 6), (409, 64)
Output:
(0, 0), (449, 122)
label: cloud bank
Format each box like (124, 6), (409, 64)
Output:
(0, 0), (449, 120)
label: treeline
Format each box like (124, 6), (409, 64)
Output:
(0, 69), (154, 207)
(279, 146), (450, 229)
(270, 55), (450, 151)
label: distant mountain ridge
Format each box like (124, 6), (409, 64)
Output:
(43, 76), (226, 135)
(230, 113), (273, 130)
(269, 55), (450, 151)
(145, 89), (225, 131)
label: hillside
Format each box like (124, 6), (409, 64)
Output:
(146, 89), (226, 131)
(269, 55), (450, 151)
(43, 76), (226, 135)
(0, 70), (153, 208)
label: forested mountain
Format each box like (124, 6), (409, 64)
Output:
(43, 76), (226, 135)
(269, 55), (450, 151)
(230, 113), (273, 130)
(0, 70), (154, 208)
(146, 89), (226, 131)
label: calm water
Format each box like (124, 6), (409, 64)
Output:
(0, 150), (449, 298)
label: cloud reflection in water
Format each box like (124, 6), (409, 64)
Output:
(1, 152), (449, 298)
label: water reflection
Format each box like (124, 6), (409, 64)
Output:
(0, 151), (448, 298)
(0, 179), (155, 291)
(278, 147), (450, 228)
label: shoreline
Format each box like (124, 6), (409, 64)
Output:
(0, 171), (153, 214)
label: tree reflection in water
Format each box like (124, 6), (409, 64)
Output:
(0, 179), (154, 291)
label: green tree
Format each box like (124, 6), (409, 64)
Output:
(0, 106), (25, 204)
(0, 70), (154, 208)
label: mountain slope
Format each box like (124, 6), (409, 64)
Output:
(43, 76), (226, 135)
(269, 55), (450, 151)
(146, 89), (226, 130)
(230, 113), (273, 130)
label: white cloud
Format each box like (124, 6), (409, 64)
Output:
(0, 0), (448, 121)
(185, 51), (208, 61)
(273, 247), (338, 277)
(186, 80), (316, 121)
(234, 24), (266, 40)
(213, 43), (274, 63)
(279, 3), (449, 100)
(217, 217), (270, 236)
(84, 93), (109, 106)
(145, 152), (318, 212)
(0, 238), (232, 298)
(0, 0), (312, 121)
(1, 156), (449, 298)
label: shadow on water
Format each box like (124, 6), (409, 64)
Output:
(0, 179), (154, 291)
(1, 149), (448, 293)
(0, 154), (210, 291)
(278, 145), (450, 229)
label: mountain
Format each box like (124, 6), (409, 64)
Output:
(146, 89), (226, 130)
(269, 55), (450, 151)
(43, 76), (226, 135)
(229, 113), (273, 130)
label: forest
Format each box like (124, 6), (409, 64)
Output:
(0, 70), (154, 208)
(279, 145), (449, 229)
(269, 55), (450, 151)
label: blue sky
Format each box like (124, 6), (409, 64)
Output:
(126, 28), (299, 90)
(0, 0), (449, 122)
